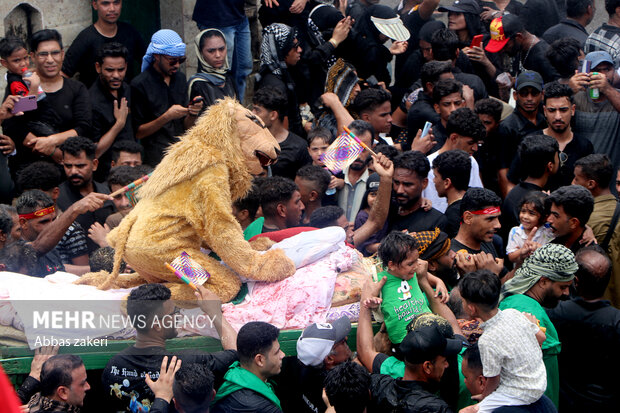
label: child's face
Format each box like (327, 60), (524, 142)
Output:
(367, 191), (377, 209)
(0, 47), (29, 74)
(308, 137), (329, 166)
(389, 249), (420, 280)
(519, 203), (541, 231)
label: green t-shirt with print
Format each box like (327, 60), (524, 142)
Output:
(379, 269), (431, 344)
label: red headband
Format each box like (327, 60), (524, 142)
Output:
(19, 205), (55, 220)
(469, 206), (501, 215)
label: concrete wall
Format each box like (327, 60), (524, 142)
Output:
(1, 1), (92, 92)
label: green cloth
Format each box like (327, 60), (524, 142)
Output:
(499, 294), (560, 407)
(379, 355), (405, 379)
(379, 269), (431, 344)
(457, 351), (476, 410)
(244, 217), (264, 240)
(214, 361), (281, 409)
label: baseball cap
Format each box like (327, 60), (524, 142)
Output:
(485, 14), (523, 53)
(585, 51), (615, 70)
(515, 70), (544, 91)
(296, 316), (352, 366)
(399, 324), (462, 364)
(438, 0), (482, 14)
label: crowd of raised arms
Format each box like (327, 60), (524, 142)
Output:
(0, 0), (619, 412)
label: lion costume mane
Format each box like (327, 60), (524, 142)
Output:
(77, 98), (296, 301)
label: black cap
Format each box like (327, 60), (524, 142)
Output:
(515, 70), (544, 91)
(438, 0), (482, 14)
(400, 325), (463, 364)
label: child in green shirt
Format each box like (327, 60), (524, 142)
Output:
(376, 231), (446, 344)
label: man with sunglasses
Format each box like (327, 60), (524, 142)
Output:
(131, 29), (203, 166)
(496, 71), (546, 197)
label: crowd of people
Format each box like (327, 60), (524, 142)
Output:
(1, 0), (620, 412)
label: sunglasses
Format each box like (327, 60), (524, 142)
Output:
(517, 88), (541, 97)
(162, 55), (187, 65)
(559, 151), (568, 168)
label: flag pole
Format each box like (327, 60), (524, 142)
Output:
(109, 173), (152, 198)
(343, 126), (378, 157)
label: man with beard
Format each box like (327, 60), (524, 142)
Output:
(102, 283), (237, 412)
(412, 228), (459, 289)
(496, 71), (546, 197)
(337, 120), (375, 222)
(57, 136), (116, 253)
(500, 243), (579, 408)
(451, 188), (505, 278)
(508, 82), (593, 190)
(388, 150), (447, 233)
(547, 185), (595, 253)
(90, 42), (135, 182)
(131, 29), (203, 166)
(62, 0), (145, 87)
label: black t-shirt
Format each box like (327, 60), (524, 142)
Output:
(189, 75), (237, 113)
(57, 181), (116, 254)
(369, 373), (453, 413)
(192, 0), (245, 27)
(102, 346), (237, 413)
(256, 72), (304, 138)
(519, 0), (561, 37)
(389, 204), (448, 234)
(501, 181), (543, 241)
(444, 200), (462, 239)
(497, 110), (546, 169)
(542, 19), (588, 47)
(517, 40), (561, 83)
(273, 356), (326, 413)
(62, 23), (146, 88)
(474, 129), (502, 197)
(89, 78), (135, 182)
(547, 298), (620, 412)
(33, 247), (65, 278)
(450, 238), (499, 258)
(269, 132), (312, 180)
(406, 93), (440, 151)
(453, 69), (488, 102)
(395, 10), (431, 84)
(130, 66), (188, 166)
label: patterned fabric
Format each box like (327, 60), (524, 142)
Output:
(585, 25), (620, 67)
(410, 228), (451, 261)
(321, 132), (364, 174)
(57, 223), (88, 264)
(478, 308), (547, 406)
(325, 59), (359, 107)
(141, 29), (186, 72)
(307, 16), (338, 68)
(502, 243), (578, 298)
(27, 392), (81, 413)
(411, 228), (440, 255)
(259, 23), (295, 77)
(171, 251), (210, 286)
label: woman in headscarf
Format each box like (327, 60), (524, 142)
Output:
(348, 4), (410, 84)
(188, 29), (237, 114)
(256, 23), (305, 137)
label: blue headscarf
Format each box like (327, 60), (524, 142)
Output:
(141, 29), (186, 72)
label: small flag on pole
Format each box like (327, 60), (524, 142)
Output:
(170, 252), (210, 287)
(109, 173), (153, 207)
(320, 132), (364, 174)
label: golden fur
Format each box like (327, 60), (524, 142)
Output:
(78, 99), (296, 302)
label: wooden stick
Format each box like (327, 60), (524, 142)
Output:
(109, 173), (152, 198)
(343, 125), (378, 157)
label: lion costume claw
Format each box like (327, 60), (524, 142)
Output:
(78, 99), (296, 302)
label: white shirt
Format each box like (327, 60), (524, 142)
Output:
(337, 167), (369, 222)
(479, 308), (547, 404)
(423, 151), (483, 213)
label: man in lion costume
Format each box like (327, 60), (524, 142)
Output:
(77, 98), (296, 301)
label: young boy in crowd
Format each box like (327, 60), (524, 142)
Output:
(307, 126), (342, 205)
(375, 231), (448, 345)
(459, 270), (547, 412)
(0, 37), (40, 97)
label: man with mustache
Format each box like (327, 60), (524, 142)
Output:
(90, 42), (135, 182)
(62, 0), (146, 88)
(57, 136), (116, 253)
(547, 185), (594, 254)
(509, 82), (593, 191)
